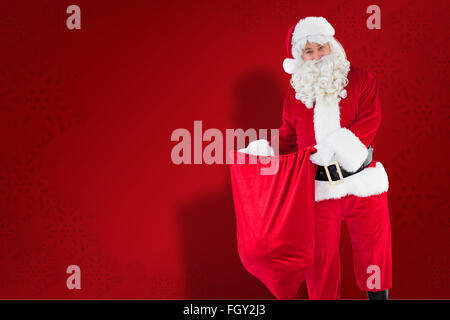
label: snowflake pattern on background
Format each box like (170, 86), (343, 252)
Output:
(0, 57), (84, 152)
(9, 243), (61, 297)
(230, 0), (262, 33)
(0, 0), (448, 299)
(270, 0), (300, 21)
(77, 253), (123, 298)
(0, 145), (99, 296)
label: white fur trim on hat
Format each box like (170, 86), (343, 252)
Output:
(293, 16), (335, 43)
(291, 17), (335, 58)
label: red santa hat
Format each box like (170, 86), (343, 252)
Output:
(283, 16), (335, 74)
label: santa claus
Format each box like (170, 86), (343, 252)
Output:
(276, 16), (392, 300)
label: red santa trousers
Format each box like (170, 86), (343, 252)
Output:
(229, 146), (317, 299)
(306, 191), (392, 300)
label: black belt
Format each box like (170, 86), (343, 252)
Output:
(315, 145), (373, 184)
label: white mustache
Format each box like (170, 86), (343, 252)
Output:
(289, 51), (350, 108)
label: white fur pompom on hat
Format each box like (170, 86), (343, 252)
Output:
(282, 58), (299, 74)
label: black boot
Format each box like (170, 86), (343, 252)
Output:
(367, 289), (389, 300)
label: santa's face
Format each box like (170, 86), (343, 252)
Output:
(290, 39), (350, 109)
(301, 41), (331, 61)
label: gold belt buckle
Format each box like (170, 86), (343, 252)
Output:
(324, 161), (344, 185)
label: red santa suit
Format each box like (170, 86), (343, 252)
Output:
(276, 21), (392, 299)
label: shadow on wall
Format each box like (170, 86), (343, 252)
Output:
(176, 68), (309, 299)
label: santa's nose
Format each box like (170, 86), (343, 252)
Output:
(313, 52), (322, 60)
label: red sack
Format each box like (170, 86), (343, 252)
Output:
(229, 147), (317, 299)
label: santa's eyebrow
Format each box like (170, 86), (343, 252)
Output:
(304, 45), (325, 51)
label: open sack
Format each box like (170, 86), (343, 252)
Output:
(228, 145), (317, 299)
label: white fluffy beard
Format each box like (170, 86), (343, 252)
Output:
(290, 48), (350, 109)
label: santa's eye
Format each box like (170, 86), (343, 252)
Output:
(319, 46), (324, 50)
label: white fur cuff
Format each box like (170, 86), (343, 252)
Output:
(324, 128), (368, 172)
(238, 139), (275, 156)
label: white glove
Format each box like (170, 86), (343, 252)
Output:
(238, 139), (275, 156)
(310, 144), (335, 166)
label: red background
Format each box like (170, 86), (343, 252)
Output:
(0, 0), (449, 299)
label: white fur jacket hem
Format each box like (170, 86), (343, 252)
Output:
(315, 161), (389, 202)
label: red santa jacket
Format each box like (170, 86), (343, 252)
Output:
(279, 66), (381, 153)
(277, 24), (389, 202)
